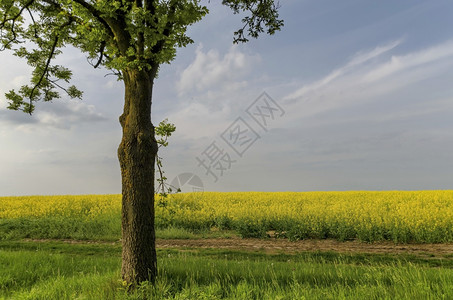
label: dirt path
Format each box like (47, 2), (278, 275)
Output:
(22, 237), (453, 258)
(157, 238), (453, 258)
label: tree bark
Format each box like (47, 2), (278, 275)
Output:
(118, 67), (158, 284)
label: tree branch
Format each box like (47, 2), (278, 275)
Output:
(223, 0), (283, 43)
(27, 18), (75, 114)
(150, 3), (176, 55)
(71, 0), (114, 38)
(25, 7), (39, 39)
(28, 33), (59, 114)
(69, 0), (132, 57)
(93, 40), (106, 68)
(0, 0), (36, 50)
(144, 0), (156, 12)
(48, 78), (77, 97)
(0, 0), (34, 27)
(136, 0), (145, 58)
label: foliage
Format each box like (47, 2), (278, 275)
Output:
(223, 0), (284, 43)
(0, 0), (283, 113)
(2, 190), (453, 243)
(154, 118), (179, 207)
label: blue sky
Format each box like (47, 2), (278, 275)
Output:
(1, 0), (453, 195)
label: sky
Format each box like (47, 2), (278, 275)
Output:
(1, 0), (453, 195)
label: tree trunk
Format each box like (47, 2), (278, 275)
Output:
(118, 67), (158, 284)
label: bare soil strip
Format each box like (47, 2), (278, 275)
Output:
(157, 238), (453, 258)
(22, 238), (453, 258)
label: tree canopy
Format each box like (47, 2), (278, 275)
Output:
(1, 0), (283, 114)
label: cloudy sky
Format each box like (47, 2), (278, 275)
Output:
(1, 0), (453, 195)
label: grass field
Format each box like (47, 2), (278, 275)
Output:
(1, 191), (453, 299)
(2, 240), (453, 299)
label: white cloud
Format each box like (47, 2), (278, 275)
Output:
(0, 99), (106, 131)
(282, 39), (453, 121)
(177, 44), (260, 95)
(362, 40), (453, 83)
(284, 40), (402, 102)
(165, 101), (233, 141)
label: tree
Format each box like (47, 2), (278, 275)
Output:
(0, 0), (283, 285)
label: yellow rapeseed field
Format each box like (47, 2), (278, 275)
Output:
(1, 191), (452, 242)
(0, 194), (121, 219)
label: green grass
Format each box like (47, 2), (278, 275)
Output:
(0, 217), (238, 241)
(1, 240), (453, 299)
(0, 217), (120, 241)
(155, 227), (237, 240)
